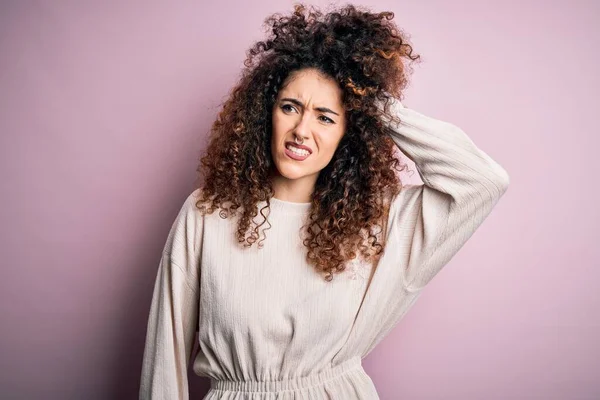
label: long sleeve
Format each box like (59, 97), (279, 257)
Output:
(381, 99), (510, 292)
(139, 190), (204, 400)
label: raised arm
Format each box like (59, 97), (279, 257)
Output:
(139, 190), (203, 400)
(381, 99), (510, 292)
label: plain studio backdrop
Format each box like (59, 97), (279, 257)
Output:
(0, 1), (598, 399)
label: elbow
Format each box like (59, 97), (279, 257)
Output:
(496, 165), (510, 194)
(489, 164), (510, 198)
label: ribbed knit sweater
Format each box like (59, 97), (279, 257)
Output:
(139, 98), (510, 399)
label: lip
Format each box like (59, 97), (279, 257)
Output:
(284, 141), (312, 161)
(285, 141), (313, 154)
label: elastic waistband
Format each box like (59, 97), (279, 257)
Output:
(210, 356), (363, 393)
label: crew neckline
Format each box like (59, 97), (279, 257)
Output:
(266, 196), (312, 214)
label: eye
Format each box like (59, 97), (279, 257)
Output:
(280, 104), (335, 124)
(318, 115), (335, 124)
(281, 104), (296, 113)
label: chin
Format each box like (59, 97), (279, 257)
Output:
(275, 166), (310, 180)
(273, 159), (316, 180)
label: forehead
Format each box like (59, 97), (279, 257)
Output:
(279, 69), (343, 104)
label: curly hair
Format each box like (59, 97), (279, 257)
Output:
(194, 3), (421, 281)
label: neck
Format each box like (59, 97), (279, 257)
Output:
(269, 167), (317, 203)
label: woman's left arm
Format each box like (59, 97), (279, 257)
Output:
(381, 98), (510, 291)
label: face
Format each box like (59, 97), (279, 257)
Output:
(270, 68), (346, 184)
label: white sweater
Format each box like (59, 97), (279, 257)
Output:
(139, 99), (510, 399)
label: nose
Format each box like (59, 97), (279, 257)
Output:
(294, 113), (311, 141)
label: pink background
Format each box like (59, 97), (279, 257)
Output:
(1, 1), (598, 399)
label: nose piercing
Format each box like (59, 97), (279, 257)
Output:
(294, 136), (304, 145)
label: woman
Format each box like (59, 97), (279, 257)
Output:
(139, 4), (510, 399)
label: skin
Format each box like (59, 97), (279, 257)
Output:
(269, 68), (347, 203)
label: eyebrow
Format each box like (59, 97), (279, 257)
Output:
(280, 97), (340, 116)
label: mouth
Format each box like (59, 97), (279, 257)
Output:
(284, 142), (312, 161)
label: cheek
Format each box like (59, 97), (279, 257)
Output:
(315, 134), (343, 157)
(270, 123), (280, 145)
(271, 116), (287, 143)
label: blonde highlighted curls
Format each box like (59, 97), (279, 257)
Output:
(194, 3), (421, 281)
(346, 77), (372, 96)
(375, 49), (396, 59)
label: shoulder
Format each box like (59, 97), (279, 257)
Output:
(162, 188), (207, 266)
(180, 187), (214, 216)
(169, 188), (202, 222)
(169, 188), (207, 241)
(388, 184), (426, 215)
(183, 188), (204, 211)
